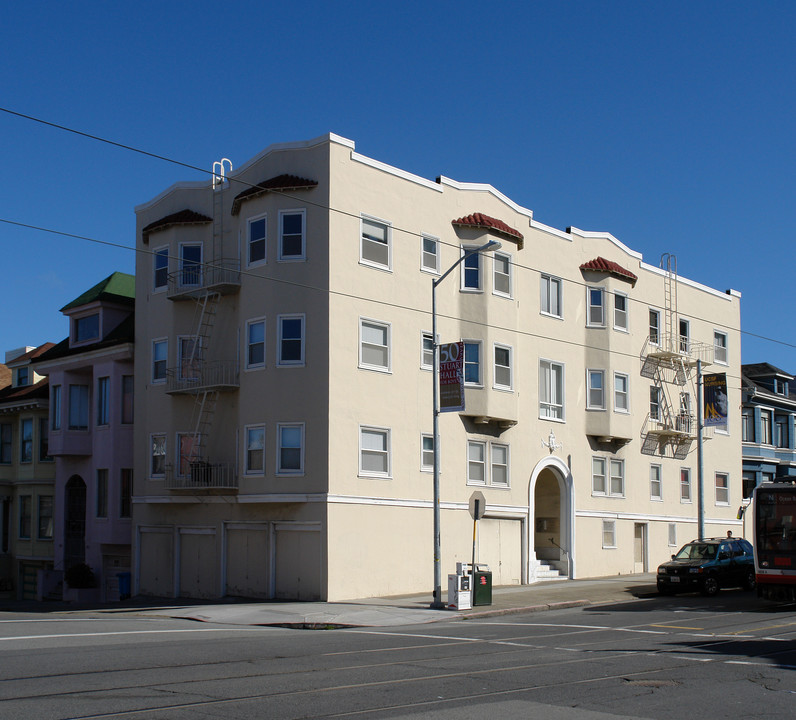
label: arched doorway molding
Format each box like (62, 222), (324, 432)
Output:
(527, 455), (575, 581)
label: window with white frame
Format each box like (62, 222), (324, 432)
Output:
(602, 520), (616, 548)
(610, 459), (625, 496)
(179, 243), (202, 286)
(51, 385), (61, 430)
(491, 443), (509, 487)
(152, 339), (167, 383)
(277, 423), (304, 474)
(360, 216), (391, 269)
(539, 359), (564, 420)
(277, 315), (305, 366)
(38, 495), (53, 538)
(493, 344), (512, 390)
(760, 410), (772, 445)
(613, 293), (628, 331)
(0, 423), (11, 464)
(246, 319), (265, 369)
(20, 418), (32, 463)
(179, 336), (200, 381)
(587, 287), (605, 326)
(650, 464), (662, 500)
(649, 309), (660, 345)
(776, 416), (789, 448)
(679, 318), (690, 353)
(421, 434), (434, 471)
(245, 425), (265, 474)
(650, 386), (661, 421)
(614, 373), (629, 413)
(360, 426), (390, 477)
(279, 209), (305, 260)
(421, 332), (434, 370)
(467, 441), (486, 485)
(713, 331), (728, 365)
(668, 523), (677, 547)
(587, 370), (605, 410)
(715, 472), (729, 505)
(540, 274), (562, 318)
(680, 467), (692, 502)
(151, 434), (166, 477)
(461, 246), (482, 291)
(97, 376), (110, 426)
(421, 234), (439, 273)
(248, 215), (267, 266)
(359, 319), (390, 371)
(493, 252), (512, 297)
(463, 341), (482, 386)
(39, 419), (50, 461)
(68, 385), (89, 430)
(153, 246), (168, 290)
(741, 409), (754, 442)
(16, 367), (29, 387)
(592, 457), (606, 495)
(74, 313), (100, 344)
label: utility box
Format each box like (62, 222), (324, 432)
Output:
(447, 571), (471, 610)
(473, 567), (492, 606)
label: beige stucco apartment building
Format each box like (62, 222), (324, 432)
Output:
(133, 133), (742, 601)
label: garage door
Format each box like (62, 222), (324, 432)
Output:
(226, 526), (269, 599)
(476, 518), (522, 586)
(274, 525), (321, 601)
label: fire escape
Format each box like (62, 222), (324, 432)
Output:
(165, 159), (241, 490)
(640, 254), (713, 459)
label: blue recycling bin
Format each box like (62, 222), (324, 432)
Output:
(117, 572), (131, 600)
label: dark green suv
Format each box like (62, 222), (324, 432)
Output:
(657, 537), (755, 596)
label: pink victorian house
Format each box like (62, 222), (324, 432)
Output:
(33, 273), (134, 602)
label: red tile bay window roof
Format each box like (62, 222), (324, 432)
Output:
(141, 209), (212, 244)
(579, 256), (638, 285)
(231, 174), (318, 215)
(452, 212), (524, 248)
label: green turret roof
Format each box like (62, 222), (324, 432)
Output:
(60, 272), (135, 312)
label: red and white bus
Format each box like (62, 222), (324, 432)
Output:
(753, 478), (796, 602)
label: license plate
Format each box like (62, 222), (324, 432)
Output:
(670, 577), (680, 583)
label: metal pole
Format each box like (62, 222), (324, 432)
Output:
(431, 278), (444, 609)
(697, 359), (705, 540)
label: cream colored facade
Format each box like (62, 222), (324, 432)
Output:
(133, 133), (742, 601)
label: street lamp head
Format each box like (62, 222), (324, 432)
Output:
(479, 239), (502, 254)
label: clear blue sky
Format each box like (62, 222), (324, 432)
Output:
(2, 1), (794, 375)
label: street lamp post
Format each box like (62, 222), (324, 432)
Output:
(431, 239), (501, 609)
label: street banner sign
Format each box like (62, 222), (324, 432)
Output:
(439, 341), (465, 412)
(703, 372), (728, 427)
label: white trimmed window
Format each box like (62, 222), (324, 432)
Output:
(277, 423), (304, 475)
(279, 209), (306, 261)
(491, 443), (509, 487)
(587, 287), (605, 327)
(20, 419), (32, 463)
(540, 274), (562, 318)
(587, 370), (605, 410)
(602, 520), (616, 549)
(153, 246), (168, 291)
(493, 252), (512, 297)
(467, 441), (486, 485)
(421, 234), (439, 273)
(152, 339), (167, 383)
(650, 386), (661, 421)
(679, 318), (690, 353)
(179, 243), (202, 286)
(463, 341), (482, 386)
(461, 246), (483, 291)
(592, 457), (606, 495)
(68, 385), (89, 430)
(649, 309), (661, 345)
(650, 464), (662, 500)
(246, 319), (265, 369)
(277, 314), (305, 366)
(360, 426), (391, 477)
(151, 434), (166, 477)
(610, 460), (625, 496)
(714, 331), (728, 365)
(539, 359), (564, 420)
(421, 434), (434, 471)
(715, 472), (729, 505)
(359, 319), (390, 372)
(96, 377), (110, 426)
(361, 215), (391, 270)
(248, 214), (267, 266)
(680, 468), (692, 502)
(614, 293), (628, 331)
(493, 344), (512, 390)
(245, 425), (265, 474)
(421, 332), (434, 370)
(614, 373), (629, 413)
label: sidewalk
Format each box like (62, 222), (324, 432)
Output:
(133, 573), (660, 628)
(1, 574), (659, 628)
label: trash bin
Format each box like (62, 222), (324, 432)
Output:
(117, 572), (131, 601)
(473, 566), (492, 606)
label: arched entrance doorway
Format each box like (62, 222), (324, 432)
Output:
(528, 457), (574, 581)
(64, 476), (86, 569)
